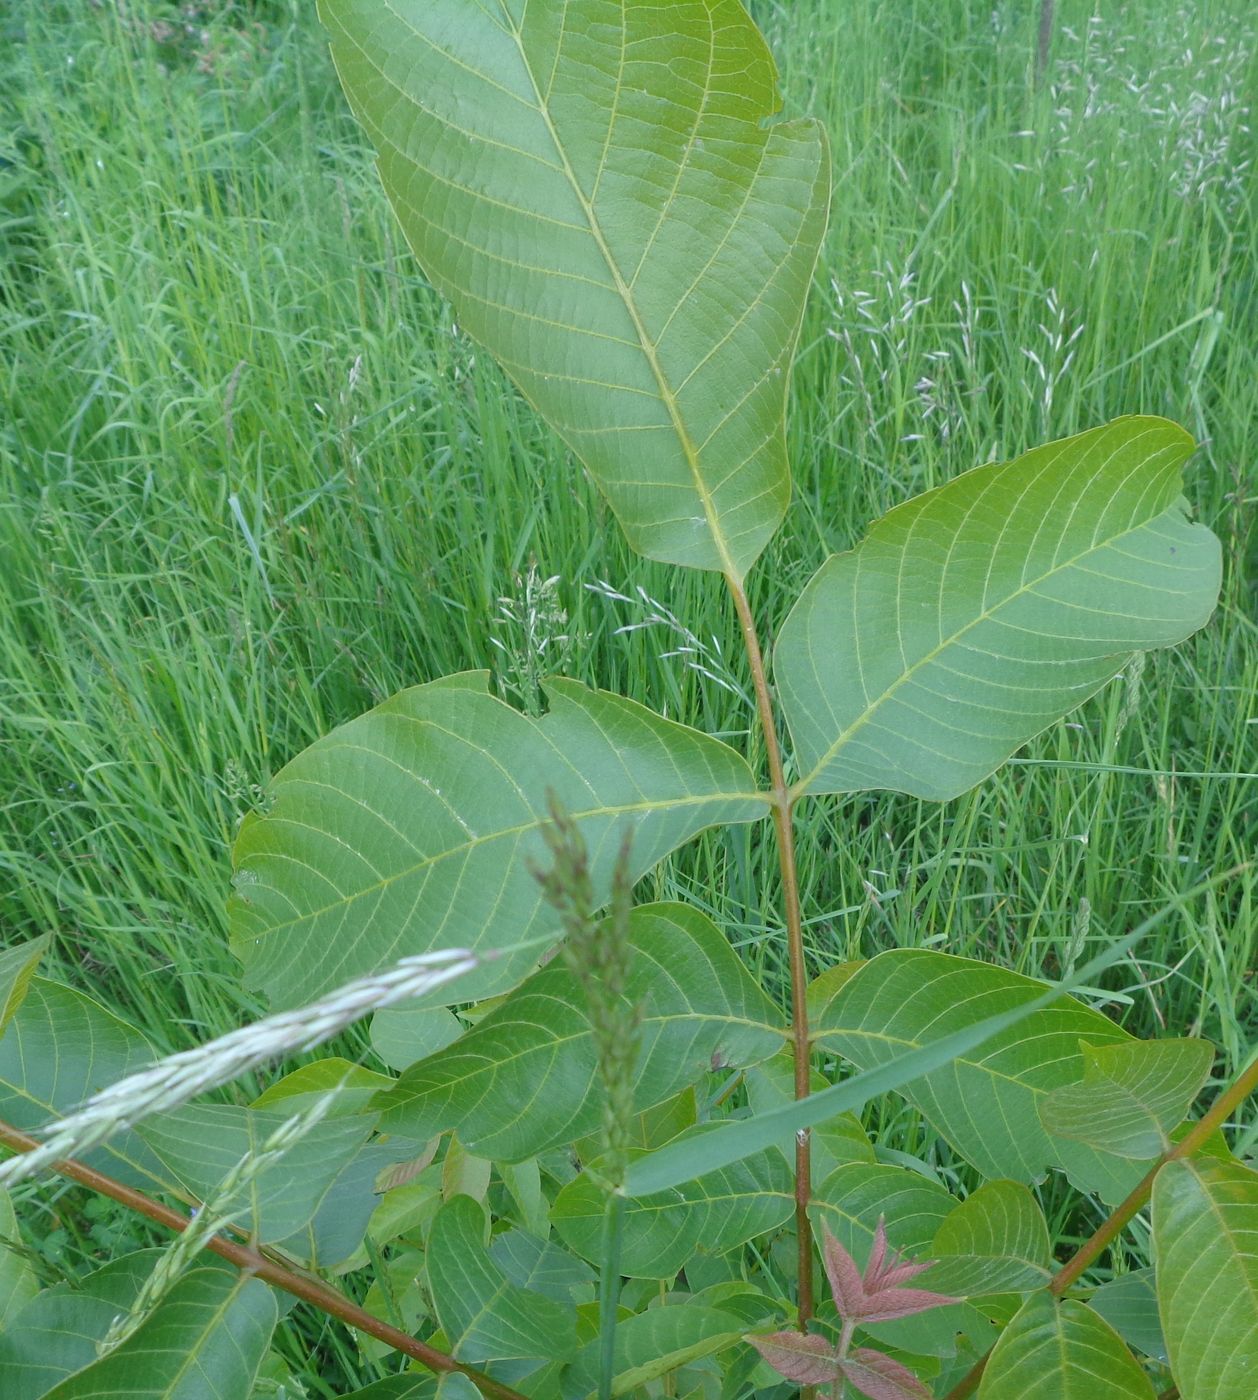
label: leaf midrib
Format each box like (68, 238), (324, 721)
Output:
(790, 502), (1182, 796)
(497, 2), (740, 577)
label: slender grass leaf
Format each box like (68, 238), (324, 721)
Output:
(230, 674), (766, 1008)
(811, 949), (1142, 1197)
(745, 1052), (875, 1175)
(778, 417), (1221, 799)
(1088, 1269), (1166, 1363)
(563, 1306), (744, 1398)
(0, 1253), (162, 1400)
(0, 979), (173, 1193)
(428, 1195), (578, 1364)
(1153, 1156), (1258, 1400)
(373, 903), (784, 1159)
(921, 1181), (1052, 1297)
(319, 0), (829, 576)
(554, 1143), (792, 1279)
(38, 1264), (277, 1400)
(624, 929), (1147, 1195)
(1040, 1038), (1215, 1160)
(977, 1293), (1155, 1399)
(0, 1186), (37, 1329)
(0, 936), (48, 1035)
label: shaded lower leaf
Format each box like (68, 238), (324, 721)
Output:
(553, 1143), (792, 1280)
(370, 1006), (462, 1074)
(0, 1185), (37, 1328)
(40, 1264), (277, 1400)
(488, 1231), (594, 1304)
(338, 1382), (436, 1400)
(978, 1293), (1155, 1399)
(1040, 1038), (1214, 1160)
(429, 1195), (577, 1364)
(0, 1252), (155, 1398)
(922, 1181), (1052, 1298)
(564, 1307), (744, 1398)
(1153, 1156), (1258, 1400)
(1088, 1269), (1166, 1363)
(374, 904), (784, 1161)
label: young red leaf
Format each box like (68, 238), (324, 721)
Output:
(746, 1330), (844, 1385)
(821, 1219), (958, 1324)
(841, 1347), (933, 1400)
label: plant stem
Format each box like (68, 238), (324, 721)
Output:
(0, 1118), (528, 1400)
(598, 1193), (627, 1400)
(941, 1050), (1258, 1400)
(727, 573), (814, 1328)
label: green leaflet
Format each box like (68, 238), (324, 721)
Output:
(553, 1141), (793, 1279)
(922, 1181), (1052, 1298)
(1088, 1269), (1166, 1363)
(230, 673), (766, 1009)
(978, 1293), (1155, 1400)
(1039, 1038), (1215, 1160)
(319, 0), (828, 576)
(372, 902), (785, 1160)
(777, 417), (1221, 799)
(428, 1195), (578, 1364)
(0, 1186), (37, 1329)
(811, 948), (1146, 1199)
(809, 1161), (955, 1263)
(563, 1305), (745, 1397)
(0, 979), (172, 1193)
(1153, 1156), (1258, 1400)
(36, 1265), (277, 1400)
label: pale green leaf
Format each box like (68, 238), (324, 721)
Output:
(811, 949), (1143, 1197)
(0, 936), (48, 1035)
(230, 674), (766, 1009)
(553, 1142), (792, 1279)
(435, 1378), (480, 1400)
(370, 1006), (462, 1074)
(373, 903), (784, 1159)
(319, 0), (829, 575)
(809, 1162), (954, 1262)
(251, 1058), (395, 1117)
(0, 979), (172, 1192)
(428, 1195), (577, 1364)
(1040, 1038), (1215, 1160)
(778, 417), (1221, 799)
(1153, 1156), (1258, 1400)
(922, 1181), (1052, 1297)
(135, 1105), (376, 1261)
(39, 1264), (277, 1400)
(978, 1293), (1155, 1399)
(0, 1186), (37, 1329)
(564, 1306), (744, 1397)
(1088, 1269), (1166, 1363)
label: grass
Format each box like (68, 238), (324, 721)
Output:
(1, 0), (1255, 1389)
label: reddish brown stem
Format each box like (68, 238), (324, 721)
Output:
(727, 574), (814, 1328)
(0, 1119), (527, 1400)
(943, 1052), (1258, 1400)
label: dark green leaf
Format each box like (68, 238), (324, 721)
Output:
(1087, 1269), (1165, 1363)
(563, 1306), (744, 1398)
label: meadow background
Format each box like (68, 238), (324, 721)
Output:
(1, 0), (1255, 1390)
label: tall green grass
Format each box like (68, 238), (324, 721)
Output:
(2, 0), (1255, 1387)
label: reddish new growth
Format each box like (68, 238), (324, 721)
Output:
(748, 1219), (956, 1400)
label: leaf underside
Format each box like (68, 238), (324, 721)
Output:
(230, 673), (765, 1008)
(319, 0), (829, 575)
(777, 417), (1221, 799)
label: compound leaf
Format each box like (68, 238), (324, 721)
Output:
(372, 902), (784, 1159)
(230, 674), (766, 1008)
(1040, 1038), (1214, 1160)
(812, 949), (1142, 1199)
(978, 1293), (1155, 1399)
(1153, 1156), (1258, 1400)
(778, 418), (1221, 799)
(319, 0), (828, 576)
